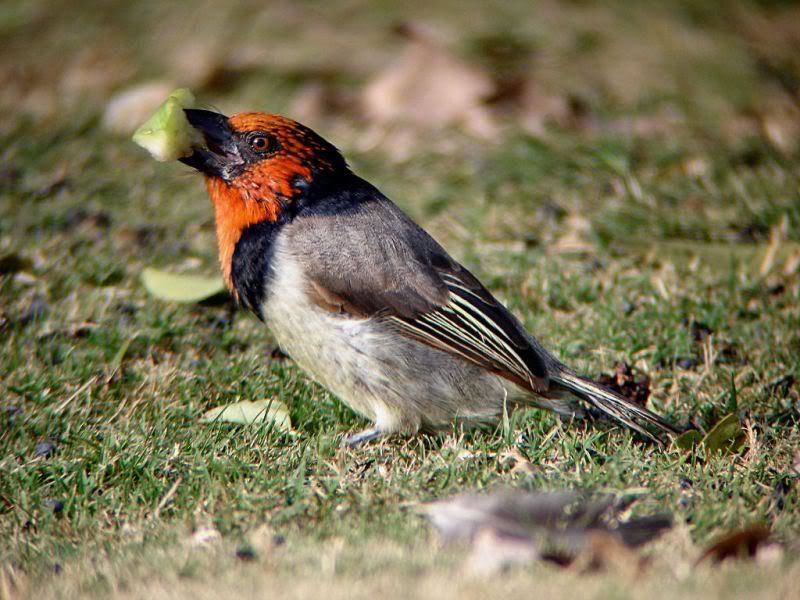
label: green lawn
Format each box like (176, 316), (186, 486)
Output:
(1, 1), (798, 597)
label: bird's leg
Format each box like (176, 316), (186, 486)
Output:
(342, 427), (384, 448)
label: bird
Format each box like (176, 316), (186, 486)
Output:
(177, 108), (679, 447)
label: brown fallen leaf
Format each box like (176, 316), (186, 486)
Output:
(570, 530), (643, 576)
(422, 489), (582, 542)
(361, 22), (496, 139)
(423, 489), (671, 576)
(696, 526), (772, 565)
(596, 362), (651, 408)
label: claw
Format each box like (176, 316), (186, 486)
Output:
(342, 427), (383, 447)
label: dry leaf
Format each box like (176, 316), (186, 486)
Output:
(422, 489), (580, 542)
(201, 399), (292, 431)
(696, 526), (772, 565)
(362, 23), (496, 138)
(596, 362), (651, 408)
(141, 268), (227, 303)
(498, 448), (537, 478)
(571, 530), (642, 575)
(424, 489), (670, 575)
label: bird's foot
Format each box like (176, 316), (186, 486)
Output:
(342, 427), (384, 448)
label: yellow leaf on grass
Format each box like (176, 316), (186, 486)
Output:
(201, 399), (291, 432)
(141, 268), (226, 303)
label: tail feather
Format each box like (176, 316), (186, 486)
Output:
(553, 370), (679, 442)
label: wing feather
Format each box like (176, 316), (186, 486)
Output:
(385, 270), (549, 391)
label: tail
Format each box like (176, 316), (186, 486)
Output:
(553, 370), (680, 442)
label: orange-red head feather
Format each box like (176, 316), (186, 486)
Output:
(182, 110), (347, 292)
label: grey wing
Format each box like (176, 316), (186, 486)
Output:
(286, 191), (550, 391)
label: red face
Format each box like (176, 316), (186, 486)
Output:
(181, 110), (346, 291)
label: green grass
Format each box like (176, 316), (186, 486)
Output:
(1, 0), (799, 597)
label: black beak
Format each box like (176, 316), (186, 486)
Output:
(179, 109), (243, 180)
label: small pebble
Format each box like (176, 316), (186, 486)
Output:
(34, 440), (56, 458)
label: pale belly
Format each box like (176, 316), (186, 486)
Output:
(260, 246), (529, 434)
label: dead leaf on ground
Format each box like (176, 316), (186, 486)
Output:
(498, 448), (537, 478)
(423, 489), (671, 576)
(696, 526), (773, 565)
(597, 362), (651, 407)
(236, 523), (281, 562)
(201, 399), (292, 432)
(571, 530), (642, 575)
(361, 22), (496, 140)
(141, 268), (227, 304)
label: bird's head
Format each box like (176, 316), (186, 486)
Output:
(179, 110), (348, 289)
(181, 109), (348, 207)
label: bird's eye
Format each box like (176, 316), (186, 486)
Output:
(248, 134), (272, 153)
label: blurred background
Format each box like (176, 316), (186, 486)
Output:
(2, 0), (799, 252)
